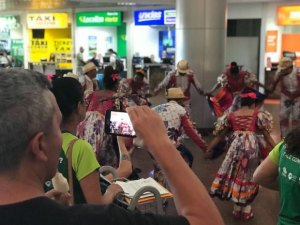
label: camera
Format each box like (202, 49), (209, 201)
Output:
(104, 110), (136, 137)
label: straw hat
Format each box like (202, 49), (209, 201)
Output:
(278, 57), (293, 70)
(177, 59), (189, 73)
(166, 88), (186, 99)
(63, 72), (79, 80)
(83, 62), (97, 74)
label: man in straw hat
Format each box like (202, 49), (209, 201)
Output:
(118, 68), (150, 106)
(154, 59), (204, 100)
(152, 87), (207, 186)
(82, 62), (98, 98)
(269, 57), (300, 137)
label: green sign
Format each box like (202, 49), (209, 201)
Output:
(76, 12), (122, 26)
(11, 39), (24, 67)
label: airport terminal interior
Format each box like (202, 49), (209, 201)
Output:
(1, 0), (300, 224)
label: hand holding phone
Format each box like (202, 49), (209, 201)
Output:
(105, 110), (136, 137)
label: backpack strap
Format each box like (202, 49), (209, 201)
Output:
(67, 139), (78, 206)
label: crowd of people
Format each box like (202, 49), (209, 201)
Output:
(0, 55), (300, 225)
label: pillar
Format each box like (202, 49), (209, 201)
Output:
(176, 0), (227, 128)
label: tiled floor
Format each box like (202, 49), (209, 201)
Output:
(131, 94), (282, 225)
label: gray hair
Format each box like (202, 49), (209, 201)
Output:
(0, 69), (53, 172)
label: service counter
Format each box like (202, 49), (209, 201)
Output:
(143, 63), (174, 90)
(28, 62), (72, 77)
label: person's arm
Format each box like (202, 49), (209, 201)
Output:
(262, 129), (276, 149)
(190, 73), (204, 95)
(44, 189), (71, 206)
(127, 106), (224, 225)
(253, 156), (279, 190)
(80, 170), (123, 204)
(153, 71), (172, 94)
(74, 140), (122, 204)
(205, 82), (221, 96)
(181, 115), (207, 152)
(205, 129), (227, 159)
(269, 74), (282, 93)
(256, 81), (266, 89)
(105, 136), (132, 181)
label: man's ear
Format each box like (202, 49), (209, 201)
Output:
(29, 132), (48, 162)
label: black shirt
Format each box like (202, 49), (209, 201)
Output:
(0, 197), (189, 225)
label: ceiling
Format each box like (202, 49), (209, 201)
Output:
(0, 0), (173, 11)
(0, 0), (295, 12)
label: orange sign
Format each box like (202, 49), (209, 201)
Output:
(282, 34), (300, 67)
(278, 6), (300, 25)
(265, 30), (278, 52)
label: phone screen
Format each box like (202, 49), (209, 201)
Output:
(105, 110), (136, 137)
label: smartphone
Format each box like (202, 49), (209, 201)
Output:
(105, 109), (136, 137)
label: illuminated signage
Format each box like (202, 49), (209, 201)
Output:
(76, 12), (122, 26)
(27, 13), (68, 29)
(278, 6), (300, 25)
(134, 9), (176, 26)
(164, 10), (176, 25)
(0, 16), (20, 31)
(265, 30), (278, 52)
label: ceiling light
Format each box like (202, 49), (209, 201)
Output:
(117, 2), (136, 6)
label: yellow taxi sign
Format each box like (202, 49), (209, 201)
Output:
(27, 13), (68, 29)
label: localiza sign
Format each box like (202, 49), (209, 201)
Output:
(134, 9), (176, 26)
(76, 12), (122, 26)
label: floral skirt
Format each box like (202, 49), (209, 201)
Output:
(77, 111), (119, 168)
(210, 136), (260, 206)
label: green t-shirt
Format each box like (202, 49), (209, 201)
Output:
(269, 141), (283, 164)
(268, 141), (300, 225)
(62, 132), (100, 181)
(45, 132), (100, 204)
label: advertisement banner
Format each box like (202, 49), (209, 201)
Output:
(88, 36), (97, 57)
(29, 39), (48, 62)
(11, 39), (24, 67)
(53, 39), (72, 69)
(0, 16), (21, 32)
(134, 9), (176, 26)
(76, 12), (122, 26)
(27, 13), (68, 29)
(278, 6), (300, 26)
(265, 30), (278, 52)
(159, 30), (175, 60)
(164, 10), (176, 25)
(54, 39), (72, 52)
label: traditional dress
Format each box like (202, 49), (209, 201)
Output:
(210, 110), (273, 205)
(152, 101), (207, 187)
(275, 67), (300, 137)
(118, 78), (150, 106)
(210, 69), (256, 116)
(155, 69), (202, 100)
(77, 90), (123, 168)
